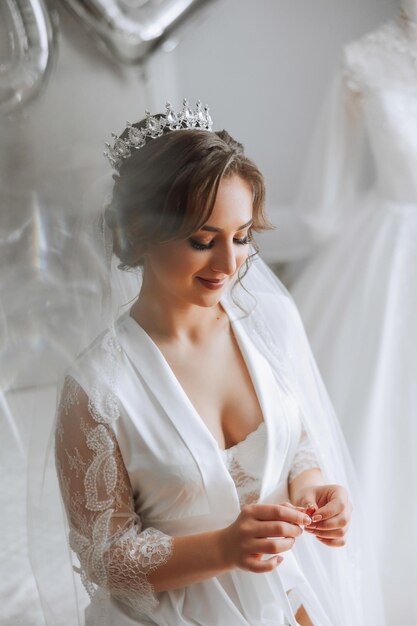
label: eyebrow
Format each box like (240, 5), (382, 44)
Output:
(200, 219), (253, 233)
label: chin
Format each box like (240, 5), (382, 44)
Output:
(195, 295), (223, 308)
(189, 290), (224, 308)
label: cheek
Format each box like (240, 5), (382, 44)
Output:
(152, 246), (201, 281)
(236, 246), (250, 269)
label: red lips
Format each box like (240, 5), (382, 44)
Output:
(196, 276), (226, 290)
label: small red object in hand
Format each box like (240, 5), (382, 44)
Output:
(305, 505), (317, 518)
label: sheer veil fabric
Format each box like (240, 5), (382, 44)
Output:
(265, 17), (417, 622)
(28, 174), (385, 626)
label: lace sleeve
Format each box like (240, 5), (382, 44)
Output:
(55, 375), (173, 616)
(288, 429), (320, 484)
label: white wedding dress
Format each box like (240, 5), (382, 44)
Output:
(281, 19), (417, 623)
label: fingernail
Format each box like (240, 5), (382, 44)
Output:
(303, 516), (312, 525)
(312, 515), (322, 522)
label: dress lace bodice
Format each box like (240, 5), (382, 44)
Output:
(222, 421), (318, 508)
(343, 19), (417, 203)
(222, 422), (266, 507)
(344, 19), (417, 92)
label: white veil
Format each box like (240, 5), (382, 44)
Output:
(225, 256), (385, 625)
(26, 174), (142, 626)
(27, 168), (385, 626)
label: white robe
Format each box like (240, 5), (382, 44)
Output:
(56, 298), (332, 626)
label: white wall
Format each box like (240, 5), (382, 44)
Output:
(169, 0), (396, 205)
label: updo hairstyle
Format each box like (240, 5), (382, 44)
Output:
(104, 117), (272, 270)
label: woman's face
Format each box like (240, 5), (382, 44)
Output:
(143, 174), (254, 308)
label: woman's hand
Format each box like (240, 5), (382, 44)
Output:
(219, 503), (312, 573)
(293, 483), (352, 547)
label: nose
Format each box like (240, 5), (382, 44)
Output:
(210, 241), (237, 276)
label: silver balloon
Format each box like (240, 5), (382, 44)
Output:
(59, 0), (213, 64)
(0, 0), (57, 112)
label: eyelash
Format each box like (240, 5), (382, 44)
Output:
(188, 236), (251, 251)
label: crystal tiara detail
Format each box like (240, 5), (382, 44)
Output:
(104, 99), (213, 171)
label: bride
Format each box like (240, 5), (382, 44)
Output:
(54, 101), (383, 626)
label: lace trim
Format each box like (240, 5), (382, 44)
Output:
(55, 331), (173, 617)
(88, 332), (121, 426)
(225, 454), (261, 507)
(61, 375), (80, 410)
(222, 423), (265, 507)
(224, 420), (265, 452)
(378, 19), (417, 66)
(343, 19), (417, 93)
(223, 421), (319, 504)
(288, 430), (320, 484)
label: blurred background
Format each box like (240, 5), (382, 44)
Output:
(0, 1), (399, 625)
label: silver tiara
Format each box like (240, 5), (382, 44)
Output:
(104, 99), (213, 171)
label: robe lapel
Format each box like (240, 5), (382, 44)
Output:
(116, 312), (241, 522)
(221, 296), (292, 503)
(117, 302), (293, 520)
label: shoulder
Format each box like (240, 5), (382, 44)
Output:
(231, 286), (305, 360)
(60, 326), (125, 427)
(67, 328), (121, 385)
(226, 258), (304, 339)
(253, 290), (304, 339)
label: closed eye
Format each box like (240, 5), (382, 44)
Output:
(234, 235), (251, 245)
(189, 238), (214, 251)
(188, 235), (251, 251)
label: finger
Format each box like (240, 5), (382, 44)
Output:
(311, 498), (345, 522)
(294, 499), (318, 514)
(248, 504), (312, 527)
(316, 536), (347, 548)
(307, 512), (350, 531)
(246, 554), (283, 573)
(305, 527), (346, 539)
(280, 501), (313, 514)
(253, 536), (296, 555)
(253, 520), (304, 539)
(280, 501), (299, 509)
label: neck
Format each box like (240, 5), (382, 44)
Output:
(401, 1), (417, 24)
(131, 275), (227, 345)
